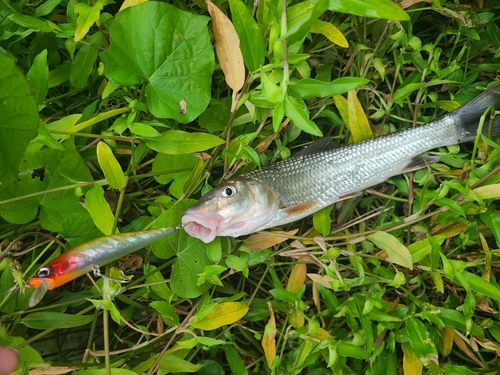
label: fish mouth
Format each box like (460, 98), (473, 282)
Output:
(182, 212), (223, 243)
(182, 211), (248, 243)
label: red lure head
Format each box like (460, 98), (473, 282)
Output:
(28, 255), (78, 290)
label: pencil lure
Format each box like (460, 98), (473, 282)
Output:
(28, 226), (179, 307)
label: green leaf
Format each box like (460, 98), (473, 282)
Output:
(129, 123), (161, 138)
(284, 95), (322, 136)
(158, 355), (203, 373)
(285, 0), (329, 44)
(70, 32), (102, 89)
(313, 205), (332, 236)
(146, 130), (224, 155)
(21, 312), (94, 329)
(0, 147), (91, 231)
(366, 231), (413, 269)
(8, 14), (54, 32)
(327, 0), (409, 21)
(74, 0), (103, 42)
(405, 318), (438, 367)
(229, 0), (265, 72)
(26, 49), (49, 104)
(225, 346), (249, 375)
(152, 153), (196, 199)
(87, 299), (121, 324)
(289, 77), (369, 99)
(461, 271), (500, 303)
(150, 301), (179, 327)
(260, 69), (282, 103)
(480, 206), (500, 248)
(85, 184), (115, 235)
(101, 2), (214, 122)
(0, 53), (39, 189)
(96, 141), (126, 189)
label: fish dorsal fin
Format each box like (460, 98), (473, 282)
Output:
(294, 137), (336, 156)
(281, 201), (319, 217)
(400, 155), (440, 174)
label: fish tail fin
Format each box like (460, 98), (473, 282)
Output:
(452, 82), (500, 143)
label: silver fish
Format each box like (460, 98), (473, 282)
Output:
(183, 83), (500, 243)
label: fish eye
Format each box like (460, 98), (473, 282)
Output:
(36, 267), (52, 278)
(222, 185), (236, 197)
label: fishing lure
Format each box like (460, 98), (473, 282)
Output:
(27, 226), (179, 307)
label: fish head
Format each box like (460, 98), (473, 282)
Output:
(182, 177), (280, 243)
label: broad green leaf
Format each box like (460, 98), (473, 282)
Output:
(74, 1), (103, 42)
(96, 141), (126, 189)
(229, 0), (265, 72)
(145, 265), (175, 302)
(0, 53), (39, 189)
(337, 342), (370, 359)
(192, 302), (249, 330)
(101, 2), (214, 122)
(310, 19), (348, 48)
(273, 100), (285, 132)
(405, 318), (439, 367)
(26, 49), (49, 104)
(328, 0), (409, 21)
(347, 90), (373, 142)
(21, 312), (94, 329)
(70, 33), (102, 89)
(367, 231), (413, 269)
(150, 301), (179, 327)
(87, 299), (121, 324)
(392, 80), (452, 105)
(289, 77), (369, 99)
(146, 130), (224, 155)
(85, 184), (115, 235)
(0, 147), (91, 231)
(129, 123), (161, 138)
(284, 95), (322, 136)
(313, 205), (332, 236)
(152, 153), (197, 199)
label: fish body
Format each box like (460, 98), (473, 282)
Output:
(28, 227), (177, 290)
(183, 83), (500, 243)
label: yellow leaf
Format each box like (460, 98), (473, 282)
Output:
(347, 90), (373, 143)
(207, 0), (245, 111)
(245, 229), (298, 251)
(74, 1), (103, 43)
(119, 0), (148, 12)
(441, 326), (454, 357)
(262, 301), (276, 368)
(310, 20), (348, 48)
(333, 94), (348, 124)
(286, 262), (307, 294)
(191, 302), (248, 330)
(97, 141), (126, 189)
(402, 342), (423, 375)
(473, 184), (500, 200)
(307, 273), (335, 289)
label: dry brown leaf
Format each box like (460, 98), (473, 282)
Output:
(206, 0), (244, 110)
(286, 262), (307, 294)
(262, 301), (277, 368)
(399, 0), (431, 9)
(30, 367), (79, 375)
(245, 229), (298, 251)
(307, 273), (335, 289)
(453, 332), (486, 368)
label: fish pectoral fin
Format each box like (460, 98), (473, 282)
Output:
(281, 201), (320, 217)
(337, 191), (363, 202)
(400, 155), (440, 174)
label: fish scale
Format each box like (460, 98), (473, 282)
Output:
(182, 83), (500, 243)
